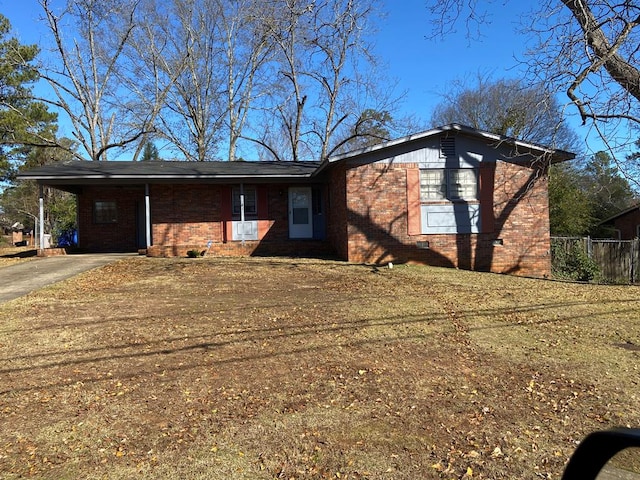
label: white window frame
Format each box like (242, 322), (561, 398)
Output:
(420, 168), (478, 202)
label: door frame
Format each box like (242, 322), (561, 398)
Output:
(288, 187), (313, 239)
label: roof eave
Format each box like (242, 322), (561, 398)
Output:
(325, 123), (576, 164)
(18, 173), (318, 183)
(599, 203), (640, 225)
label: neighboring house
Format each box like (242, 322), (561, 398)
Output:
(18, 124), (574, 277)
(599, 204), (640, 240)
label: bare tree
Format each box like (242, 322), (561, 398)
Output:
(257, 0), (311, 162)
(116, 0), (189, 161)
(38, 0), (153, 161)
(246, 0), (392, 162)
(150, 0), (227, 162)
(425, 0), (640, 155)
(431, 75), (580, 151)
(308, 0), (385, 160)
(217, 0), (274, 161)
(33, 0), (401, 163)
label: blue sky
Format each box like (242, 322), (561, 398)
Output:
(374, 0), (531, 121)
(0, 0), (603, 157)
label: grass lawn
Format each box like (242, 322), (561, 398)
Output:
(0, 246), (37, 267)
(0, 256), (639, 479)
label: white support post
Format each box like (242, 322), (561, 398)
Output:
(39, 184), (44, 250)
(240, 183), (245, 246)
(145, 184), (151, 248)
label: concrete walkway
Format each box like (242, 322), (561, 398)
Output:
(0, 253), (134, 303)
(598, 465), (640, 480)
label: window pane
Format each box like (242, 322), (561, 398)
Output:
(449, 169), (477, 200)
(292, 207), (309, 224)
(420, 169), (446, 200)
(94, 201), (117, 224)
(232, 187), (257, 215)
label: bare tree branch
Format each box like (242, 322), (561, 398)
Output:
(38, 0), (154, 161)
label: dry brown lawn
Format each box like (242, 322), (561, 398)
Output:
(0, 246), (37, 267)
(0, 256), (639, 479)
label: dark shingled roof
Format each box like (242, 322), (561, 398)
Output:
(18, 124), (577, 188)
(19, 160), (322, 186)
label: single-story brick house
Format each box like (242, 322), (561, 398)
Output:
(599, 204), (640, 240)
(19, 124), (574, 277)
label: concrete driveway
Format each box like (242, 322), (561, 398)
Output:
(0, 253), (135, 303)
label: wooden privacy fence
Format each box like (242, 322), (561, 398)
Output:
(551, 236), (640, 284)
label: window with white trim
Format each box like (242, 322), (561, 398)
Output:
(420, 168), (478, 202)
(232, 187), (257, 216)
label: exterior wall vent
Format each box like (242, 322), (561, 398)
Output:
(440, 136), (456, 159)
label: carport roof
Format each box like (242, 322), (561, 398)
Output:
(18, 160), (322, 187)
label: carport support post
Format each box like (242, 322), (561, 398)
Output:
(145, 184), (151, 248)
(38, 184), (44, 250)
(240, 183), (245, 246)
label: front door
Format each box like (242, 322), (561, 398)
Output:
(135, 200), (148, 249)
(288, 187), (313, 238)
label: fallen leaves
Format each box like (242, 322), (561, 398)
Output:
(1, 258), (639, 479)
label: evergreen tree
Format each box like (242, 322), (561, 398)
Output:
(582, 151), (637, 236)
(0, 15), (72, 242)
(1, 141), (77, 243)
(549, 151), (636, 237)
(548, 163), (593, 236)
(0, 14), (57, 183)
(335, 109), (393, 153)
(141, 141), (160, 161)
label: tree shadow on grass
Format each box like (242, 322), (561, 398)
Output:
(2, 295), (638, 395)
(0, 249), (37, 258)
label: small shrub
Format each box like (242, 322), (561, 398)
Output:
(187, 249), (202, 258)
(552, 242), (601, 282)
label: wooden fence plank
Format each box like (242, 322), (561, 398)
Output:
(551, 237), (640, 284)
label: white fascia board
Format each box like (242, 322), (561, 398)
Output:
(324, 123), (575, 165)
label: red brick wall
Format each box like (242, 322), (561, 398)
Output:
(612, 209), (640, 239)
(150, 184), (223, 247)
(326, 164), (349, 259)
(489, 161), (551, 276)
(75, 162), (552, 277)
(78, 183), (334, 258)
(77, 186), (143, 252)
(147, 240), (334, 258)
(146, 183), (325, 257)
(340, 160), (552, 278)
